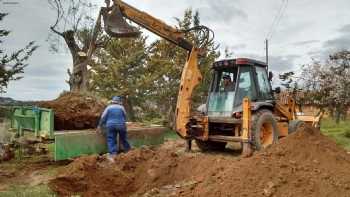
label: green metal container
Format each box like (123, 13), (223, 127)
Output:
(53, 127), (166, 161)
(10, 106), (54, 139)
(9, 106), (168, 161)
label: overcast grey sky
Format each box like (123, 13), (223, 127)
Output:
(1, 0), (350, 100)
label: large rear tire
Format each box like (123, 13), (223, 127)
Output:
(251, 110), (279, 150)
(195, 140), (227, 152)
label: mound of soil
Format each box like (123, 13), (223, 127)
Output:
(39, 92), (106, 130)
(49, 126), (350, 197)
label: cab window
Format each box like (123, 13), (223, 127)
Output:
(255, 66), (272, 99)
(235, 66), (256, 106)
(207, 68), (237, 117)
(210, 68), (237, 92)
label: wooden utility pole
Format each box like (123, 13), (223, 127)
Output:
(265, 39), (269, 70)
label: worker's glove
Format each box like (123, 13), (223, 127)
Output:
(96, 127), (106, 136)
(96, 127), (102, 134)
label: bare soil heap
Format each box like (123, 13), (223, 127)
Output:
(39, 92), (106, 130)
(49, 126), (350, 197)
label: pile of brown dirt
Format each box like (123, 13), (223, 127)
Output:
(49, 126), (350, 197)
(185, 126), (350, 197)
(39, 92), (106, 130)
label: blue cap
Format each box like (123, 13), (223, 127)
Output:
(112, 96), (122, 103)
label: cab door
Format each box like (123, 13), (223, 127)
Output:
(254, 66), (273, 101)
(234, 66), (257, 106)
(207, 68), (238, 117)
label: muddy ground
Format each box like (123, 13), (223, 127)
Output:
(47, 125), (350, 197)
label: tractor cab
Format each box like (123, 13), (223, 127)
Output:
(207, 58), (274, 117)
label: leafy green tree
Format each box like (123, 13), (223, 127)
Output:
(147, 9), (220, 126)
(90, 9), (219, 125)
(90, 35), (149, 121)
(0, 13), (38, 93)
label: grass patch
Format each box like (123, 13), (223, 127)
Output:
(345, 130), (350, 139)
(163, 129), (179, 140)
(321, 118), (350, 150)
(0, 184), (56, 197)
(0, 153), (62, 197)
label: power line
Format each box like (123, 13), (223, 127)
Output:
(266, 0), (288, 40)
(272, 0), (288, 39)
(265, 0), (289, 66)
(266, 0), (286, 39)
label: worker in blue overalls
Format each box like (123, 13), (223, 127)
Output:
(97, 96), (131, 162)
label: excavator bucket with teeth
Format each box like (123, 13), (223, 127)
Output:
(102, 5), (140, 38)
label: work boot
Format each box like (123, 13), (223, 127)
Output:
(185, 139), (192, 152)
(106, 153), (115, 163)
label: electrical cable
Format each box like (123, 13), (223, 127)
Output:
(266, 0), (288, 40)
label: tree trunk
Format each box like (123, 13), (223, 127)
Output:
(335, 109), (341, 124)
(124, 96), (136, 122)
(68, 59), (89, 92)
(61, 30), (89, 92)
(167, 104), (175, 129)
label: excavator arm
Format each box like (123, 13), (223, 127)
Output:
(97, 0), (211, 138)
(104, 0), (193, 51)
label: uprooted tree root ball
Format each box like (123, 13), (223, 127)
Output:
(49, 126), (350, 197)
(39, 92), (106, 130)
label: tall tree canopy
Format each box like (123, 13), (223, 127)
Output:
(90, 35), (149, 121)
(300, 50), (350, 123)
(90, 9), (220, 124)
(147, 9), (220, 125)
(0, 13), (38, 93)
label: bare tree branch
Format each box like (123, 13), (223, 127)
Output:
(47, 0), (105, 92)
(49, 0), (64, 36)
(50, 26), (64, 37)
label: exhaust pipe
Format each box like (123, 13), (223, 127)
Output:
(102, 5), (140, 38)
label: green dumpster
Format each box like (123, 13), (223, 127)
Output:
(10, 106), (54, 139)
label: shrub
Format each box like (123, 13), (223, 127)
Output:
(344, 129), (350, 139)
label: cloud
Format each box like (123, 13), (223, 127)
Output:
(229, 43), (247, 50)
(270, 21), (314, 43)
(24, 53), (71, 76)
(233, 52), (299, 73)
(2, 0), (350, 100)
(323, 37), (350, 50)
(339, 24), (350, 33)
(306, 50), (325, 60)
(323, 24), (350, 50)
(1, 0), (71, 100)
(314, 23), (350, 60)
(292, 40), (320, 46)
(268, 55), (299, 72)
(196, 0), (248, 23)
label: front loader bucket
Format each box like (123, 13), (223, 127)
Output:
(102, 5), (140, 38)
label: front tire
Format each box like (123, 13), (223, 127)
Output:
(251, 110), (279, 150)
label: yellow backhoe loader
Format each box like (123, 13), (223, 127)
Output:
(91, 0), (322, 156)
